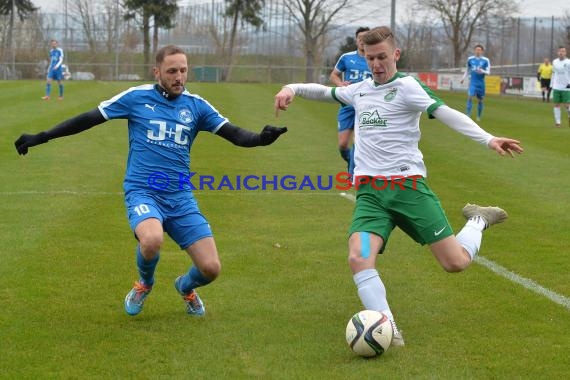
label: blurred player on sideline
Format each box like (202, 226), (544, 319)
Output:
(537, 57), (553, 102)
(460, 44), (490, 121)
(329, 27), (372, 174)
(16, 45), (287, 317)
(550, 46), (570, 127)
(42, 39), (65, 101)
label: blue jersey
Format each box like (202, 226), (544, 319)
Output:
(465, 55), (490, 88)
(98, 84), (228, 197)
(334, 51), (372, 131)
(334, 51), (372, 84)
(49, 47), (64, 70)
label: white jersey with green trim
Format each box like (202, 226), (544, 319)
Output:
(331, 72), (445, 178)
(551, 58), (570, 90)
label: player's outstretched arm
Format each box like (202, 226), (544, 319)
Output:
(274, 84), (335, 117)
(432, 105), (523, 157)
(216, 122), (287, 147)
(15, 108), (106, 155)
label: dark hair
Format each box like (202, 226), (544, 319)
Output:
(362, 26), (396, 47)
(155, 45), (186, 66)
(474, 44), (485, 50)
(355, 27), (370, 38)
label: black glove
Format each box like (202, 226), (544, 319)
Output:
(14, 132), (49, 155)
(259, 125), (287, 146)
(537, 74), (540, 81)
(566, 84), (570, 89)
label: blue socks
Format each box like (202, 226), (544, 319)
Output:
(340, 146), (355, 175)
(136, 246), (159, 287)
(348, 146), (355, 175)
(339, 148), (350, 164)
(466, 98), (473, 116)
(45, 83), (51, 96)
(177, 266), (211, 294)
(477, 101), (483, 119)
(59, 84), (64, 97)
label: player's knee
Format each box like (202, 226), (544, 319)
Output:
(440, 256), (470, 273)
(347, 249), (368, 272)
(338, 136), (350, 150)
(138, 233), (163, 255)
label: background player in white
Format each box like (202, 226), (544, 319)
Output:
(550, 46), (570, 127)
(274, 26), (523, 347)
(329, 27), (371, 173)
(460, 44), (490, 121)
(15, 45), (287, 317)
(42, 39), (65, 101)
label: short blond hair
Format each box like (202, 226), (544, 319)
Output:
(362, 26), (396, 48)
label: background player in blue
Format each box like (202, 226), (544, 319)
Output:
(42, 39), (65, 101)
(15, 45), (287, 317)
(460, 44), (490, 121)
(329, 27), (371, 172)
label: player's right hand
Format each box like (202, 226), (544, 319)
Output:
(14, 132), (49, 155)
(274, 86), (295, 117)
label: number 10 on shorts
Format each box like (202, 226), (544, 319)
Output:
(134, 204), (151, 216)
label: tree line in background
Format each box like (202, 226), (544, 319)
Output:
(1, 0), (569, 81)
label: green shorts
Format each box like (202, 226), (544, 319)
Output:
(552, 89), (570, 104)
(348, 176), (454, 253)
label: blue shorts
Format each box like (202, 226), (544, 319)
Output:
(47, 68), (63, 81)
(337, 105), (356, 132)
(468, 85), (485, 99)
(125, 192), (213, 250)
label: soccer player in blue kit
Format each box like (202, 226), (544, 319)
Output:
(42, 39), (65, 101)
(15, 45), (287, 317)
(460, 44), (490, 121)
(329, 27), (372, 173)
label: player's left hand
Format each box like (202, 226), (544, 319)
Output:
(259, 125), (288, 145)
(488, 137), (524, 157)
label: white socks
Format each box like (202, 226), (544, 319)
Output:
(456, 217), (485, 260)
(353, 268), (394, 320)
(554, 107), (561, 124)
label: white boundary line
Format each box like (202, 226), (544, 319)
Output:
(339, 192), (570, 311)
(474, 256), (570, 310)
(0, 190), (123, 195)
(0, 190), (345, 197)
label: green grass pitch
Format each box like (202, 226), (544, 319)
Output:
(0, 80), (569, 378)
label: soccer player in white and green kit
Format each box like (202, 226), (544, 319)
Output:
(550, 46), (570, 127)
(274, 26), (523, 347)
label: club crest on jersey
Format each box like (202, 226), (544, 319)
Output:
(178, 109), (193, 124)
(384, 88), (397, 101)
(359, 110), (387, 129)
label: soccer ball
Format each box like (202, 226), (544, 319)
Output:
(346, 310), (393, 357)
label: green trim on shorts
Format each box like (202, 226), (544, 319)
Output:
(552, 89), (570, 104)
(348, 176), (454, 253)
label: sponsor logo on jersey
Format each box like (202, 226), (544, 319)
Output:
(359, 110), (387, 129)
